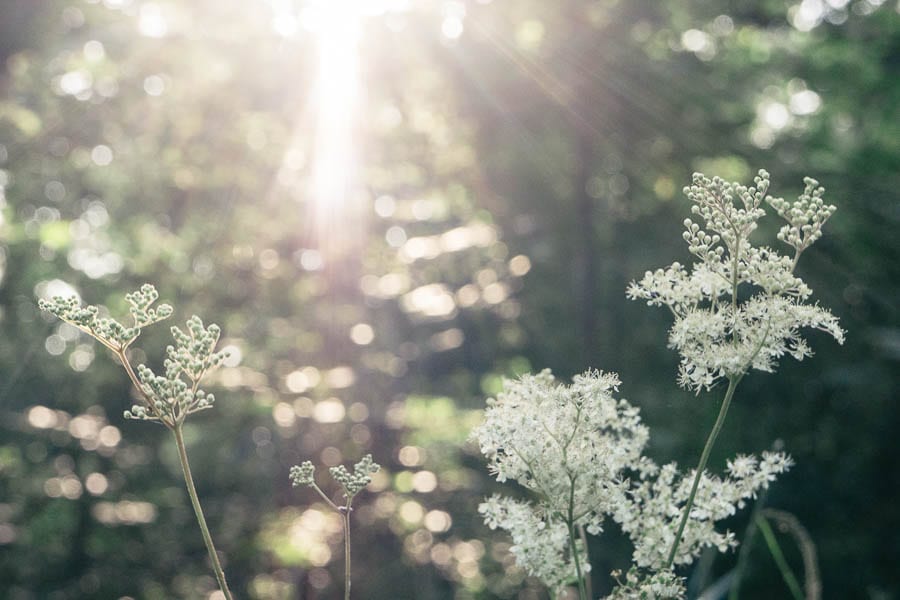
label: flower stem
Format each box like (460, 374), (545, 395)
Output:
(172, 424), (234, 600)
(665, 375), (741, 569)
(342, 502), (352, 600)
(566, 478), (588, 600)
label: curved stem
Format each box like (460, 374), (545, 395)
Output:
(172, 425), (234, 600)
(665, 375), (741, 569)
(762, 509), (821, 600)
(756, 515), (805, 600)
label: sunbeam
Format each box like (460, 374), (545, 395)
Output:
(308, 0), (362, 242)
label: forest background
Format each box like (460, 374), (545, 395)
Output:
(0, 0), (897, 598)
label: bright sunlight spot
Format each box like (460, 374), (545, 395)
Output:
(269, 0), (410, 244)
(307, 0), (363, 237)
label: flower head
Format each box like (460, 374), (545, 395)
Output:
(471, 369), (647, 525)
(330, 454), (380, 498)
(473, 370), (791, 597)
(289, 461), (316, 487)
(627, 170), (843, 392)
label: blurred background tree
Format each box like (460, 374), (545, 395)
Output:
(0, 0), (896, 599)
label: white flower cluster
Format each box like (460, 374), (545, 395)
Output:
(479, 494), (582, 596)
(613, 451), (793, 569)
(473, 369), (647, 531)
(472, 370), (790, 598)
(626, 170), (844, 392)
(607, 568), (685, 600)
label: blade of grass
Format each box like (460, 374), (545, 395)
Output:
(756, 514), (803, 600)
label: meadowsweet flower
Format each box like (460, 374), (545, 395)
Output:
(472, 369), (647, 533)
(479, 495), (582, 597)
(614, 451), (793, 569)
(473, 370), (791, 598)
(627, 170), (843, 392)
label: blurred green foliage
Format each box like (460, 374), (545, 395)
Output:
(0, 0), (897, 599)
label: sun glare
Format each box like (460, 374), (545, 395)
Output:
(265, 0), (411, 248)
(310, 1), (362, 237)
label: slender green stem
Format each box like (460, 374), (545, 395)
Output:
(309, 483), (340, 511)
(566, 478), (588, 600)
(172, 425), (234, 600)
(665, 375), (741, 569)
(756, 515), (805, 600)
(342, 501), (352, 600)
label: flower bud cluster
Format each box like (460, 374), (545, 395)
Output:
(38, 283), (172, 351)
(289, 461), (316, 487)
(767, 177), (836, 255)
(167, 316), (227, 381)
(627, 170), (843, 392)
(330, 454), (380, 497)
(39, 284), (228, 428)
(126, 316), (226, 426)
(473, 370), (790, 598)
(290, 455), (380, 502)
(123, 360), (217, 426)
(125, 284), (174, 328)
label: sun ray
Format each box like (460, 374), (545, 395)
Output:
(309, 0), (362, 246)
